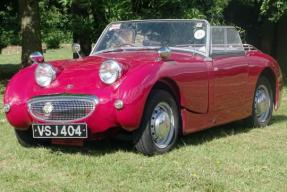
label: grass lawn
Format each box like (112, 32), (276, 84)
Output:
(0, 48), (286, 192)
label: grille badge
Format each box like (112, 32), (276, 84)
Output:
(66, 84), (74, 90)
(42, 102), (54, 115)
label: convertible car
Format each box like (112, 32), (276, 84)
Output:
(3, 19), (283, 155)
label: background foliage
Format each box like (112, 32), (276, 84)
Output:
(0, 0), (19, 50)
(0, 0), (286, 76)
(40, 1), (72, 49)
(0, 0), (286, 48)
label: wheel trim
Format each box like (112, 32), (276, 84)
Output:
(254, 84), (271, 123)
(150, 102), (175, 149)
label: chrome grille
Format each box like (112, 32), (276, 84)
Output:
(28, 95), (98, 122)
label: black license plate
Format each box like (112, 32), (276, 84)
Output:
(32, 124), (88, 138)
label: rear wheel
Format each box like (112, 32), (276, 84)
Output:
(15, 128), (50, 147)
(134, 89), (179, 155)
(249, 76), (273, 127)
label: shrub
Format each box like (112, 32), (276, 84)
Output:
(44, 31), (63, 49)
(40, 2), (72, 49)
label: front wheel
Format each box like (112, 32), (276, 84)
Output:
(249, 76), (274, 127)
(134, 89), (180, 155)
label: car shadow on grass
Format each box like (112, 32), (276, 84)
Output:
(48, 139), (134, 156)
(0, 64), (21, 80)
(0, 64), (21, 94)
(178, 114), (287, 147)
(47, 114), (287, 156)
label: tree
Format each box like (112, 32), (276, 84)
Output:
(19, 0), (42, 67)
(69, 0), (107, 57)
(39, 1), (72, 49)
(0, 0), (20, 52)
(260, 0), (287, 22)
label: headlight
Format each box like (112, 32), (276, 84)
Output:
(35, 63), (56, 87)
(99, 60), (122, 84)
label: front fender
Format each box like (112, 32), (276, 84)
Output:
(271, 61), (284, 111)
(115, 62), (161, 131)
(4, 66), (36, 128)
(260, 54), (283, 111)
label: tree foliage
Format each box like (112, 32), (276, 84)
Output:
(260, 0), (287, 22)
(0, 0), (286, 54)
(0, 0), (19, 50)
(39, 1), (72, 48)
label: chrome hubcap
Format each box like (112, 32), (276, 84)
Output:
(254, 85), (271, 123)
(150, 102), (175, 149)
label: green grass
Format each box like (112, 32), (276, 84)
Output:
(0, 46), (73, 65)
(0, 49), (286, 192)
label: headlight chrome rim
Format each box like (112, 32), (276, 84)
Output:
(99, 60), (122, 84)
(35, 63), (56, 87)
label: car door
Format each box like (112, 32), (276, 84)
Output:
(211, 27), (249, 122)
(170, 52), (210, 114)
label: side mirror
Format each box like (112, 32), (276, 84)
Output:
(72, 43), (81, 58)
(29, 51), (44, 63)
(158, 47), (171, 60)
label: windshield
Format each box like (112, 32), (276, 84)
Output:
(91, 20), (209, 55)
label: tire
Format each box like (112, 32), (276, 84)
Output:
(134, 89), (180, 155)
(15, 128), (50, 147)
(249, 76), (274, 127)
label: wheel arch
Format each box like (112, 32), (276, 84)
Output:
(259, 67), (276, 105)
(152, 78), (181, 107)
(150, 78), (183, 135)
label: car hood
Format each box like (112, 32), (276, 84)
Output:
(27, 51), (161, 95)
(51, 50), (160, 69)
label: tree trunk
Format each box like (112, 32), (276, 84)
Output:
(19, 0), (42, 67)
(71, 0), (107, 58)
(71, 1), (91, 58)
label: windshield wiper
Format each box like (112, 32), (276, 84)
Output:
(174, 44), (196, 47)
(93, 46), (160, 55)
(97, 48), (125, 54)
(169, 47), (207, 56)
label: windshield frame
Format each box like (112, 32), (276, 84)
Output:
(90, 19), (211, 57)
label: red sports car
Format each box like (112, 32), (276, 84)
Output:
(3, 19), (283, 155)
